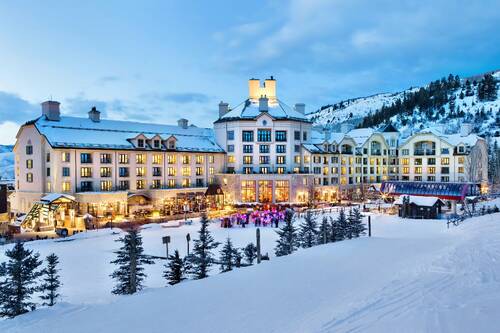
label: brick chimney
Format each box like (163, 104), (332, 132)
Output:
(219, 101), (229, 118)
(41, 101), (61, 121)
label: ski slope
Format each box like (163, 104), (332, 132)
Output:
(1, 213), (500, 332)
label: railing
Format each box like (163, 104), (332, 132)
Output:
(414, 149), (436, 156)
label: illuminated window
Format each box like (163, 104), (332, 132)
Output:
(209, 155), (214, 163)
(26, 173), (33, 183)
(100, 180), (112, 191)
(209, 167), (214, 175)
(168, 167), (176, 176)
(119, 154), (129, 164)
(81, 167), (92, 178)
(228, 155), (236, 163)
(26, 159), (33, 169)
(415, 167), (422, 174)
(276, 156), (286, 164)
(136, 167), (146, 177)
(167, 155), (176, 164)
(100, 167), (112, 177)
(152, 154), (162, 164)
(428, 167), (436, 174)
(276, 167), (286, 174)
(182, 155), (191, 164)
(401, 158), (409, 165)
(152, 179), (162, 189)
(243, 156), (253, 164)
(241, 180), (256, 202)
(182, 178), (191, 187)
(136, 154), (145, 164)
(294, 155), (301, 164)
(62, 152), (71, 162)
(304, 155), (310, 163)
(458, 157), (464, 164)
(258, 180), (272, 203)
(100, 153), (112, 164)
(441, 157), (449, 165)
(136, 180), (145, 190)
(275, 180), (289, 202)
(168, 179), (176, 188)
(182, 167), (191, 176)
(196, 155), (204, 164)
(196, 167), (203, 176)
(458, 166), (464, 173)
(62, 182), (71, 192)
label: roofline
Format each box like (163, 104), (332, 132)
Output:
(214, 116), (312, 124)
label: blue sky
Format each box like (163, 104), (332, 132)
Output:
(0, 0), (499, 144)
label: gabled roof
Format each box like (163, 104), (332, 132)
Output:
(33, 116), (224, 153)
(381, 123), (399, 133)
(215, 99), (310, 123)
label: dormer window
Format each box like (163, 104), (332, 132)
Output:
(458, 145), (465, 153)
(138, 139), (145, 148)
(154, 139), (161, 149)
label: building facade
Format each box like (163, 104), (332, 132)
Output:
(12, 78), (489, 224)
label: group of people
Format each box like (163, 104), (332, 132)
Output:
(219, 209), (287, 228)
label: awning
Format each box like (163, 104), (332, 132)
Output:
(41, 193), (76, 204)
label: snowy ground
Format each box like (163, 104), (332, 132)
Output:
(1, 211), (500, 332)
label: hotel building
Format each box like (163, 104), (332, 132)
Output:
(12, 78), (488, 229)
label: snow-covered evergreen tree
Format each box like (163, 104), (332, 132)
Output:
(187, 213), (220, 279)
(317, 216), (330, 245)
(163, 250), (186, 286)
(219, 238), (239, 272)
(110, 228), (154, 295)
(349, 207), (366, 237)
(40, 253), (61, 306)
(299, 210), (318, 248)
(0, 242), (43, 318)
(243, 243), (257, 265)
(274, 209), (299, 256)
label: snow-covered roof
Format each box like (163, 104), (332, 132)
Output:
(34, 116), (224, 153)
(216, 99), (309, 122)
(345, 128), (375, 146)
(41, 193), (76, 203)
(394, 195), (444, 207)
(414, 127), (482, 147)
(302, 144), (323, 153)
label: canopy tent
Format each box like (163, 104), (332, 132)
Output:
(381, 181), (480, 201)
(41, 193), (76, 204)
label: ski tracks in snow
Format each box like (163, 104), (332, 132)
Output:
(318, 219), (500, 333)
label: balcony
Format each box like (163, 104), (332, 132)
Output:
(414, 149), (435, 156)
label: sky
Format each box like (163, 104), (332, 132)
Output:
(0, 0), (499, 144)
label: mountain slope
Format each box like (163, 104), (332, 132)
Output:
(0, 145), (14, 181)
(307, 70), (500, 137)
(2, 213), (500, 333)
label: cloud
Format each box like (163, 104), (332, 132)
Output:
(0, 91), (38, 122)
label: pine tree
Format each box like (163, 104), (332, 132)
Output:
(187, 213), (220, 279)
(330, 209), (347, 242)
(0, 242), (43, 318)
(40, 253), (61, 306)
(219, 238), (239, 272)
(243, 243), (257, 265)
(163, 250), (186, 286)
(274, 209), (299, 256)
(299, 210), (318, 248)
(349, 207), (366, 238)
(317, 216), (330, 245)
(110, 228), (154, 295)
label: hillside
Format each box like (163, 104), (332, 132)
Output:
(0, 145), (14, 181)
(307, 71), (500, 137)
(1, 212), (500, 332)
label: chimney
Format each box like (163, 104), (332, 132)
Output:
(219, 101), (229, 118)
(41, 100), (61, 121)
(263, 76), (276, 100)
(178, 118), (188, 129)
(248, 78), (260, 100)
(460, 123), (472, 137)
(259, 96), (269, 112)
(294, 103), (306, 114)
(88, 106), (101, 122)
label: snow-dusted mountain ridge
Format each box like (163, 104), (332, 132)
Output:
(307, 70), (500, 137)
